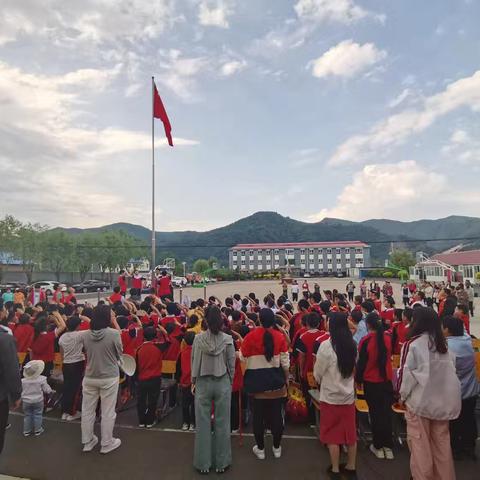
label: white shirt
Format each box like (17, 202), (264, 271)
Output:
(291, 285), (299, 294)
(313, 339), (354, 405)
(21, 376), (52, 404)
(59, 331), (86, 364)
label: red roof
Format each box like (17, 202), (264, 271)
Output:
(231, 241), (369, 249)
(432, 250), (480, 266)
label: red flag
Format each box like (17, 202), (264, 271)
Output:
(153, 82), (173, 147)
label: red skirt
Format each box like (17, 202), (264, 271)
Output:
(319, 402), (357, 445)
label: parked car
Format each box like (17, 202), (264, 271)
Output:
(30, 281), (60, 296)
(172, 276), (188, 288)
(72, 280), (111, 293)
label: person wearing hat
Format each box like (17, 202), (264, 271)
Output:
(21, 360), (52, 436)
(0, 327), (22, 454)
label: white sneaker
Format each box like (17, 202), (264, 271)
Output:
(182, 423), (189, 431)
(370, 444), (385, 459)
(61, 413), (68, 420)
(384, 448), (394, 460)
(66, 412), (81, 421)
(252, 445), (265, 460)
(100, 438), (121, 454)
(272, 446), (282, 459)
(82, 435), (98, 452)
(189, 425), (195, 432)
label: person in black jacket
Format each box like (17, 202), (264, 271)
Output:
(0, 329), (22, 454)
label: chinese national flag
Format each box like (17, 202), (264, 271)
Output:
(153, 81), (173, 147)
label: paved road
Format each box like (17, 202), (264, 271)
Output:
(1, 410), (478, 480)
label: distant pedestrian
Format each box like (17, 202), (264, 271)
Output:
(291, 281), (299, 302)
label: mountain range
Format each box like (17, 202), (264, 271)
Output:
(61, 212), (480, 266)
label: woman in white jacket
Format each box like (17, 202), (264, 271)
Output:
(398, 307), (461, 480)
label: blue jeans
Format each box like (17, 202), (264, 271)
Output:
(23, 402), (44, 434)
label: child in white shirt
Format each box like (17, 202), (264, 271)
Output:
(21, 360), (52, 436)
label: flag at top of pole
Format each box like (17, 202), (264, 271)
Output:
(153, 80), (173, 147)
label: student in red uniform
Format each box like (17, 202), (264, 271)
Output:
(356, 312), (394, 460)
(27, 287), (46, 306)
(30, 311), (66, 377)
(352, 295), (363, 312)
(391, 308), (412, 355)
(370, 292), (382, 314)
(109, 286), (123, 304)
(131, 271), (143, 299)
(64, 287), (77, 305)
(157, 270), (172, 302)
(230, 328), (247, 433)
(296, 312), (322, 425)
(179, 331), (196, 431)
(454, 304), (470, 335)
(118, 270), (128, 297)
(14, 314), (34, 359)
(380, 296), (395, 329)
(135, 327), (164, 428)
(289, 299), (310, 341)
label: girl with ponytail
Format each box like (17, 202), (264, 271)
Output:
(355, 312), (394, 460)
(240, 308), (290, 461)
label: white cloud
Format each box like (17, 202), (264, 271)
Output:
(310, 40), (387, 79)
(441, 129), (480, 166)
(0, 0), (179, 46)
(220, 59), (247, 76)
(388, 88), (412, 108)
(329, 70), (480, 166)
(308, 160), (480, 221)
(294, 0), (384, 25)
(198, 0), (233, 28)
(0, 60), (198, 227)
(157, 50), (210, 101)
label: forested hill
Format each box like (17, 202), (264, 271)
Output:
(59, 212), (480, 266)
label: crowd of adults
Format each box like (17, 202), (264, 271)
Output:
(0, 273), (478, 480)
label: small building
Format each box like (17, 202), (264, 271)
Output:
(229, 241), (371, 276)
(410, 250), (480, 284)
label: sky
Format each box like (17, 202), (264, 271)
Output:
(1, 0), (480, 231)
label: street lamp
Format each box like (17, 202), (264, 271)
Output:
(182, 261), (186, 277)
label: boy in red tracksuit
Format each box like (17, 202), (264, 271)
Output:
(391, 308), (412, 355)
(230, 331), (246, 433)
(179, 331), (195, 431)
(135, 327), (164, 428)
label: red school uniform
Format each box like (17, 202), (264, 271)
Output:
(132, 276), (143, 290)
(380, 308), (395, 327)
(121, 328), (144, 357)
(180, 345), (193, 387)
(296, 328), (322, 381)
(157, 276), (172, 297)
(231, 340), (244, 392)
(135, 341), (163, 381)
(30, 330), (56, 362)
(373, 299), (382, 313)
(118, 275), (127, 294)
(312, 331), (330, 355)
(356, 332), (393, 383)
(110, 292), (123, 303)
(14, 324), (34, 352)
(391, 321), (409, 355)
(289, 312), (305, 341)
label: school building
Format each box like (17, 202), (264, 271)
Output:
(410, 250), (480, 284)
(229, 241), (371, 276)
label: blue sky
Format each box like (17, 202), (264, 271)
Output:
(1, 0), (479, 231)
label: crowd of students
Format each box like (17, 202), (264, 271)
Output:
(0, 276), (478, 479)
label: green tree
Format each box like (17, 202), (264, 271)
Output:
(193, 258), (209, 274)
(13, 222), (46, 283)
(208, 256), (219, 268)
(389, 249), (416, 272)
(72, 233), (103, 282)
(40, 230), (76, 281)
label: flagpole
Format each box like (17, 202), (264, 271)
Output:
(151, 76), (156, 284)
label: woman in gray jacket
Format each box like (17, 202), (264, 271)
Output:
(191, 306), (235, 474)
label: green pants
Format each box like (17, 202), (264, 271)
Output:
(194, 374), (232, 471)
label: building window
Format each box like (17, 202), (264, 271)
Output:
(309, 264), (315, 270)
(286, 248), (294, 256)
(300, 249), (305, 255)
(355, 248), (362, 254)
(258, 264), (263, 270)
(249, 264), (254, 270)
(336, 264), (342, 270)
(318, 249), (323, 254)
(336, 248), (341, 254)
(309, 248), (314, 254)
(232, 251), (237, 257)
(274, 249), (279, 254)
(240, 250), (245, 256)
(257, 250), (262, 255)
(327, 248), (332, 254)
(265, 249), (271, 255)
(241, 260), (245, 265)
(249, 250), (254, 255)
